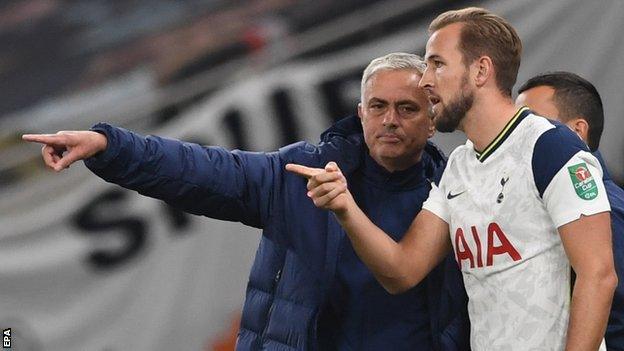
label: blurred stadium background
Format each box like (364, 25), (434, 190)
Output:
(1, 0), (623, 350)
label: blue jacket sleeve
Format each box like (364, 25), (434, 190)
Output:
(84, 123), (280, 228)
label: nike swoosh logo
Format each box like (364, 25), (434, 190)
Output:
(447, 190), (466, 199)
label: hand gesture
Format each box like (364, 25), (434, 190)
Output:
(22, 131), (108, 172)
(285, 161), (353, 214)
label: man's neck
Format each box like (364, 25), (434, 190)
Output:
(373, 151), (423, 173)
(461, 95), (519, 152)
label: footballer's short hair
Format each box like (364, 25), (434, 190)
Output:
(429, 7), (522, 97)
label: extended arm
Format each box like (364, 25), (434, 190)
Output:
(286, 162), (452, 293)
(23, 125), (279, 227)
(561, 212), (617, 351)
(338, 204), (452, 293)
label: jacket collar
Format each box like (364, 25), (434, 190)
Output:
(320, 115), (363, 143)
(592, 150), (612, 181)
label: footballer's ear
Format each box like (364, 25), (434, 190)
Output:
(357, 103), (364, 121)
(473, 56), (494, 88)
(567, 117), (589, 144)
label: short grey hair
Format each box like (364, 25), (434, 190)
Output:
(360, 52), (427, 102)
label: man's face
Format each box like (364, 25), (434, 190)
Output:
(515, 85), (561, 120)
(420, 23), (475, 132)
(358, 69), (435, 171)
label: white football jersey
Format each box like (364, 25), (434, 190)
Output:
(423, 107), (611, 350)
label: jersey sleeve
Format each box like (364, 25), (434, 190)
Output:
(542, 150), (610, 227)
(533, 125), (611, 228)
(422, 182), (450, 224)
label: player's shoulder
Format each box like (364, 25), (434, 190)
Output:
(446, 140), (473, 162)
(512, 112), (557, 146)
(528, 112), (591, 196)
(512, 111), (588, 158)
(531, 114), (589, 160)
(436, 142), (472, 187)
(442, 142), (470, 173)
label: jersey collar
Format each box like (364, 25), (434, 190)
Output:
(474, 106), (530, 162)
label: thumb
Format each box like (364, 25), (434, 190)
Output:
(325, 161), (341, 172)
(54, 148), (83, 171)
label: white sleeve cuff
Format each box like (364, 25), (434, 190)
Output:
(422, 183), (450, 224)
(543, 151), (611, 228)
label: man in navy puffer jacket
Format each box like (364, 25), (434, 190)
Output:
(23, 53), (469, 350)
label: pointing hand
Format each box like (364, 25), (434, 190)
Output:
(22, 131), (108, 172)
(285, 161), (353, 214)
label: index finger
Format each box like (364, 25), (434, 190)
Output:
(22, 134), (64, 145)
(285, 163), (323, 179)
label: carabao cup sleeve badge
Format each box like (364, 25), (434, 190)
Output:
(567, 162), (598, 200)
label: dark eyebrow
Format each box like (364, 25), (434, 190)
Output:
(367, 97), (387, 104)
(396, 100), (419, 106)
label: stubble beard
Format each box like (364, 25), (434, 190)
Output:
(434, 75), (474, 133)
